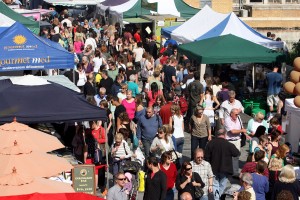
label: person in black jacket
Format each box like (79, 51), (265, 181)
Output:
(99, 70), (113, 95)
(205, 129), (240, 200)
(176, 161), (205, 200)
(110, 74), (123, 97)
(144, 157), (167, 200)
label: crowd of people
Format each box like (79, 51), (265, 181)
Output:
(29, 6), (300, 200)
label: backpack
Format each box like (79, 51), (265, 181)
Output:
(140, 60), (149, 79)
(178, 96), (188, 114)
(141, 67), (149, 79)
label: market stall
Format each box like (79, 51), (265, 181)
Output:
(284, 98), (300, 153)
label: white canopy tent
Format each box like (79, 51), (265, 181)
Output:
(162, 5), (283, 49)
(147, 0), (180, 17)
(284, 98), (300, 152)
(0, 13), (15, 34)
(170, 5), (227, 43)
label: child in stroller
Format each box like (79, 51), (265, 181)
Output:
(120, 160), (142, 200)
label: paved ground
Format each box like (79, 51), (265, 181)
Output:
(97, 113), (252, 199)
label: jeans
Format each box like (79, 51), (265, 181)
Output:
(191, 135), (208, 160)
(175, 137), (184, 153)
(213, 173), (228, 200)
(112, 159), (123, 175)
(142, 139), (152, 159)
(175, 137), (184, 165)
(165, 189), (174, 200)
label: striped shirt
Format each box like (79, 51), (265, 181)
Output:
(112, 140), (132, 161)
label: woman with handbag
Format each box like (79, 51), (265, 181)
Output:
(175, 162), (205, 200)
(83, 128), (103, 192)
(150, 126), (175, 159)
(90, 120), (106, 154)
(189, 106), (211, 160)
(111, 133), (132, 175)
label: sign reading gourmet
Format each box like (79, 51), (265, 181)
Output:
(0, 22), (74, 72)
(72, 164), (96, 195)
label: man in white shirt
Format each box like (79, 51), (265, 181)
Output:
(84, 33), (97, 51)
(224, 108), (248, 177)
(219, 90), (244, 126)
(132, 42), (144, 71)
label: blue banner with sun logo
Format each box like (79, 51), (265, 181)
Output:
(0, 22), (74, 71)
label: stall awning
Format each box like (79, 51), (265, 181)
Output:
(123, 17), (152, 24)
(43, 0), (104, 6)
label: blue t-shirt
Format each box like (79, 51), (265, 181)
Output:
(251, 173), (269, 200)
(127, 82), (140, 97)
(266, 72), (282, 95)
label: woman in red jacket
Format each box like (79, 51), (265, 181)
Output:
(159, 151), (177, 200)
(90, 120), (106, 148)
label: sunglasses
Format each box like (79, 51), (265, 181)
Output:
(117, 178), (126, 181)
(185, 167), (192, 170)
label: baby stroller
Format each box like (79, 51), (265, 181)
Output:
(120, 160), (142, 200)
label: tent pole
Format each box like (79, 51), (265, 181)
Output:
(252, 64), (256, 95)
(104, 121), (109, 190)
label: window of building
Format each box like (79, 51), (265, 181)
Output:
(268, 0), (282, 3)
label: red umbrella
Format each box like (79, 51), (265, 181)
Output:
(0, 192), (105, 200)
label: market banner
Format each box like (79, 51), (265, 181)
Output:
(0, 22), (74, 72)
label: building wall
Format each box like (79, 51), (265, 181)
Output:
(183, 0), (233, 13)
(211, 0), (233, 13)
(242, 18), (300, 28)
(251, 7), (300, 18)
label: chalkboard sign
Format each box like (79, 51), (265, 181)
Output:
(72, 164), (96, 195)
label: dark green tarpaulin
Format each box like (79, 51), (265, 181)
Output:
(123, 0), (199, 19)
(123, 0), (151, 18)
(174, 0), (199, 19)
(0, 1), (39, 34)
(178, 34), (285, 64)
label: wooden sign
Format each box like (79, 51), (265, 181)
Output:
(72, 164), (96, 195)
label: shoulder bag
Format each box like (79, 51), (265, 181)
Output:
(192, 172), (204, 199)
